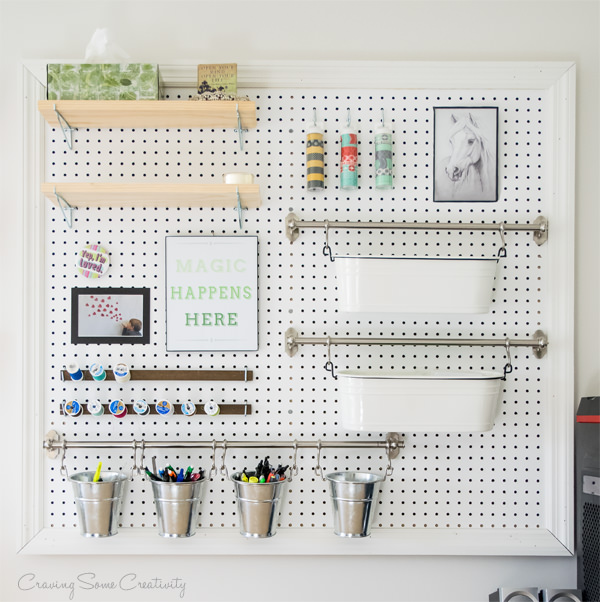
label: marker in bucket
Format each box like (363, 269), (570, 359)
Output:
(90, 362), (106, 382)
(93, 461), (102, 482)
(204, 401), (220, 416)
(181, 401), (196, 416)
(156, 400), (174, 416)
(66, 362), (84, 381)
(113, 363), (130, 383)
(133, 399), (149, 416)
(87, 400), (104, 417)
(64, 400), (82, 417)
(109, 399), (127, 418)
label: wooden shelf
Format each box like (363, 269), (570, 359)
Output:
(42, 182), (261, 209)
(38, 99), (257, 129)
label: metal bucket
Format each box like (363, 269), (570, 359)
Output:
(69, 471), (128, 537)
(326, 471), (384, 537)
(150, 479), (205, 538)
(231, 473), (288, 538)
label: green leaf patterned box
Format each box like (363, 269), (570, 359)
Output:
(47, 64), (160, 100)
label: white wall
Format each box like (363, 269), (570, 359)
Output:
(1, 2), (598, 601)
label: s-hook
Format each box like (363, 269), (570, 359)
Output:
(220, 440), (229, 479)
(314, 440), (325, 481)
(498, 223), (507, 258)
(324, 336), (337, 379)
(209, 440), (218, 480)
(503, 338), (513, 380)
(289, 440), (299, 482)
(322, 220), (334, 262)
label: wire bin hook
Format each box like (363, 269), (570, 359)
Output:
(346, 108), (351, 128)
(312, 107), (317, 127)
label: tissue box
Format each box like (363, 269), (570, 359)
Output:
(47, 64), (160, 100)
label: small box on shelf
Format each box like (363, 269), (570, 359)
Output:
(47, 63), (160, 100)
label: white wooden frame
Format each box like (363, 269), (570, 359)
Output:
(18, 60), (575, 556)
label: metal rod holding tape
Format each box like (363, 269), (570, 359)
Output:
(285, 213), (548, 246)
(284, 327), (549, 359)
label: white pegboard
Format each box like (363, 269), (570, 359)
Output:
(45, 88), (549, 532)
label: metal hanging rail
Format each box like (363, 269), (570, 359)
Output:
(285, 212), (549, 246)
(284, 327), (549, 359)
(44, 431), (403, 459)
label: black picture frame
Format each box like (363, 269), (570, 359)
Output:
(71, 287), (150, 344)
(433, 106), (499, 202)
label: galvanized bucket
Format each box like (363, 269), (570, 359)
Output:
(69, 471), (128, 537)
(150, 479), (205, 538)
(326, 471), (384, 537)
(231, 473), (288, 538)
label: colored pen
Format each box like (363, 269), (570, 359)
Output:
(93, 461), (102, 482)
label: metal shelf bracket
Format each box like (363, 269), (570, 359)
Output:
(53, 104), (78, 150)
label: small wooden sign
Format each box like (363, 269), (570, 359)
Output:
(197, 63), (237, 95)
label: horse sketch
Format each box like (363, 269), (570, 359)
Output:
(435, 111), (497, 201)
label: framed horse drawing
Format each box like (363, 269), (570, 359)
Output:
(433, 106), (498, 202)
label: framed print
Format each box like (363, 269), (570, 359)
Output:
(71, 287), (150, 344)
(433, 107), (498, 202)
(165, 236), (258, 352)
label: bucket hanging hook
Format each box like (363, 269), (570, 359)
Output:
(314, 440), (326, 481)
(382, 439), (394, 481)
(289, 440), (299, 482)
(136, 440), (146, 477)
(220, 440), (229, 479)
(209, 440), (218, 480)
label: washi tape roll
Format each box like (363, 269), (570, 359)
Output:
(204, 401), (221, 416)
(181, 401), (196, 416)
(374, 123), (393, 190)
(340, 123), (358, 191)
(156, 399), (174, 416)
(306, 122), (325, 192)
(87, 400), (105, 417)
(133, 399), (150, 416)
(67, 362), (84, 381)
(109, 399), (127, 418)
(64, 400), (82, 417)
(90, 362), (106, 382)
(113, 363), (130, 383)
(77, 244), (110, 279)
